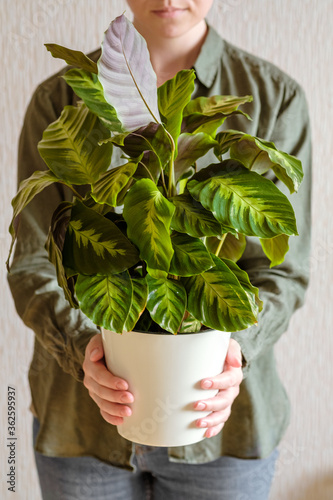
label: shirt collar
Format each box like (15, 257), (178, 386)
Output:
(193, 24), (224, 89)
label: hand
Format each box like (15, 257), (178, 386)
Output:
(194, 338), (243, 438)
(82, 334), (134, 425)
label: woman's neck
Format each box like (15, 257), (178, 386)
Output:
(133, 20), (208, 87)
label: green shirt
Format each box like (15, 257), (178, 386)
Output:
(8, 25), (312, 469)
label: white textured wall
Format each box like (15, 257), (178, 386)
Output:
(1, 1), (332, 499)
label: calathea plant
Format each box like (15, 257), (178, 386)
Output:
(7, 14), (303, 335)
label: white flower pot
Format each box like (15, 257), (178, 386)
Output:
(101, 328), (231, 447)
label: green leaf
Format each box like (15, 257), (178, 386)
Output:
(214, 129), (244, 158)
(91, 161), (138, 207)
(123, 278), (148, 332)
(188, 160), (298, 238)
(174, 133), (218, 182)
(158, 70), (195, 144)
(169, 232), (214, 276)
(183, 94), (253, 117)
(182, 95), (253, 135)
(184, 254), (257, 332)
(228, 133), (303, 193)
(7, 170), (65, 270)
(81, 194), (111, 215)
(38, 103), (112, 185)
(75, 272), (133, 332)
(134, 151), (161, 183)
(63, 200), (139, 275)
(62, 69), (123, 133)
(260, 234), (290, 267)
(45, 202), (78, 308)
(146, 275), (187, 334)
(179, 313), (202, 333)
(111, 123), (171, 171)
(221, 258), (263, 314)
(45, 43), (98, 73)
(170, 193), (233, 239)
(206, 233), (246, 262)
(98, 14), (161, 131)
(123, 179), (175, 278)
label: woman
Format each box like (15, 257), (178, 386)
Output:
(8, 1), (311, 498)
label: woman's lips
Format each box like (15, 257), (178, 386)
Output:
(152, 7), (186, 18)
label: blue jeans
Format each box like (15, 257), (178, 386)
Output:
(33, 418), (278, 500)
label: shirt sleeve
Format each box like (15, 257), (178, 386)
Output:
(7, 76), (99, 382)
(231, 82), (312, 376)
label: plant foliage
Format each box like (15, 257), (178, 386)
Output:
(7, 15), (303, 334)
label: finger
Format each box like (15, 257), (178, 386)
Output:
(85, 376), (134, 404)
(225, 338), (242, 368)
(204, 423), (224, 439)
(92, 393), (132, 419)
(100, 410), (125, 426)
(83, 359), (129, 391)
(194, 387), (239, 412)
(196, 408), (231, 430)
(201, 367), (243, 391)
(85, 334), (104, 362)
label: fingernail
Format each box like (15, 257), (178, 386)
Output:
(202, 380), (213, 389)
(205, 428), (216, 438)
(195, 402), (206, 411)
(116, 381), (127, 390)
(121, 407), (132, 417)
(120, 393), (133, 403)
(90, 348), (100, 359)
(198, 420), (208, 428)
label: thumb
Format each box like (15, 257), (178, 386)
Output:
(86, 334), (104, 362)
(225, 338), (242, 368)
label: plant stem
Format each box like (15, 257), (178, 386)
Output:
(165, 130), (176, 198)
(138, 161), (155, 183)
(160, 169), (168, 197)
(215, 233), (227, 256)
(63, 183), (83, 201)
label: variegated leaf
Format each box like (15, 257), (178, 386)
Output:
(63, 200), (139, 275)
(228, 133), (303, 193)
(169, 232), (214, 276)
(182, 95), (252, 135)
(75, 272), (133, 332)
(205, 233), (246, 262)
(170, 193), (232, 239)
(123, 179), (175, 278)
(158, 69), (195, 143)
(62, 69), (123, 132)
(183, 254), (257, 332)
(123, 277), (148, 332)
(221, 258), (263, 315)
(98, 14), (160, 131)
(91, 161), (138, 207)
(45, 43), (98, 73)
(45, 202), (78, 308)
(111, 122), (171, 170)
(260, 234), (290, 267)
(38, 103), (112, 185)
(175, 132), (218, 182)
(7, 170), (65, 270)
(146, 275), (186, 334)
(188, 161), (298, 238)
